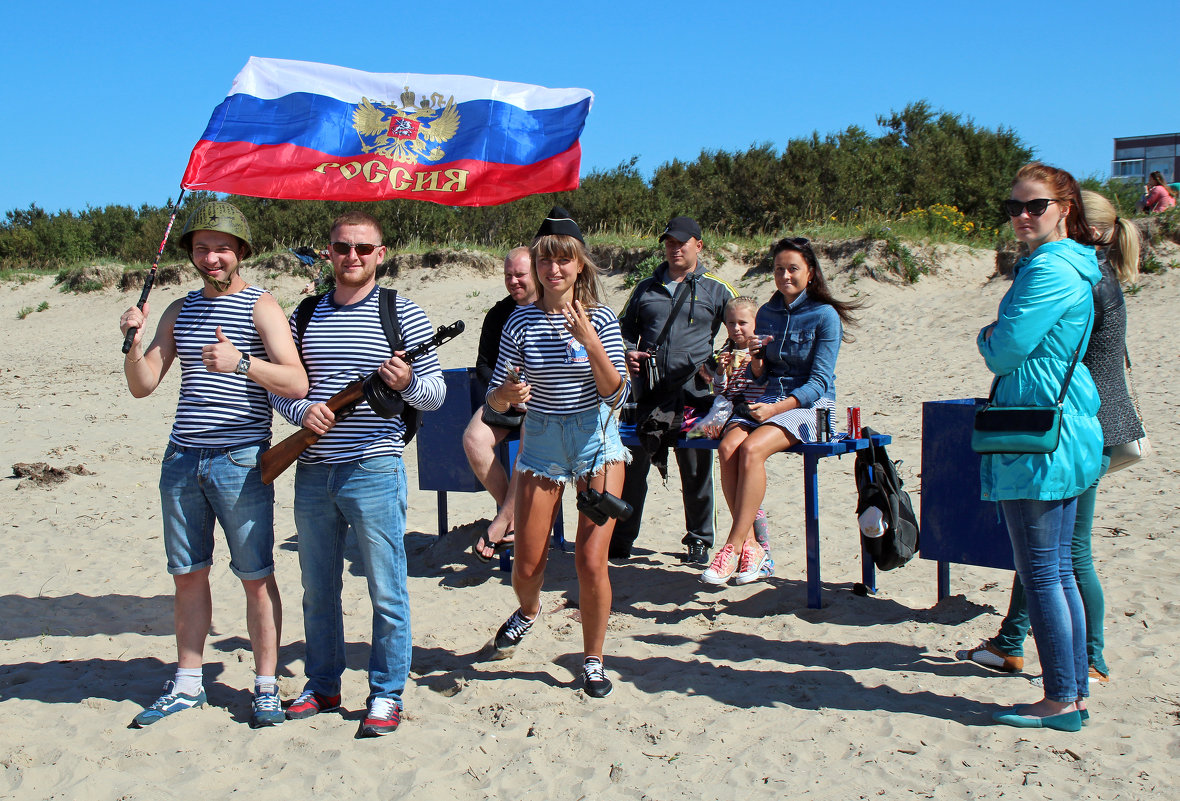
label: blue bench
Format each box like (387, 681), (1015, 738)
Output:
(619, 424), (890, 609)
(416, 368), (887, 606)
(415, 368), (566, 569)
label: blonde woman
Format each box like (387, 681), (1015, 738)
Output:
(484, 207), (629, 698)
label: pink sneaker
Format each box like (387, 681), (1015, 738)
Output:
(732, 540), (768, 585)
(701, 544), (738, 585)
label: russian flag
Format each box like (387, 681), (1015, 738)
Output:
(181, 57), (594, 207)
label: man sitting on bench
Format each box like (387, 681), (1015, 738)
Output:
(463, 247), (538, 561)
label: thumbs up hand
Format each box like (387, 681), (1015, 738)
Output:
(201, 325), (242, 373)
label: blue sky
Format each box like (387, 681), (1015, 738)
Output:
(3, 0), (1176, 215)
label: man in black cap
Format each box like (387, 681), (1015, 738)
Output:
(611, 216), (735, 563)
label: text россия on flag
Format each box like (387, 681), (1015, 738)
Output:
(181, 57), (594, 206)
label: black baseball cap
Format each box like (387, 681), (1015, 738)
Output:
(659, 215), (703, 244)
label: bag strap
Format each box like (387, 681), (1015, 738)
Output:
(649, 277), (694, 353)
(985, 305), (1092, 407)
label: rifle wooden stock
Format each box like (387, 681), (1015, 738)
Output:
(260, 320), (465, 484)
(260, 379), (365, 484)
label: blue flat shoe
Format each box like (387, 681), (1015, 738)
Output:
(992, 707), (1082, 732)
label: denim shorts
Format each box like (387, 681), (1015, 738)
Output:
(159, 440), (275, 580)
(517, 404), (629, 484)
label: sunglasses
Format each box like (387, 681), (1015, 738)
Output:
(1003, 198), (1062, 218)
(330, 241), (380, 256)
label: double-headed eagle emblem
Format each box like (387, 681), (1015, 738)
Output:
(352, 86), (460, 164)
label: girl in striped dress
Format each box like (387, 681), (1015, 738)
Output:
(483, 207), (629, 698)
(703, 238), (861, 585)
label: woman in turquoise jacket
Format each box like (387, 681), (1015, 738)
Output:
(978, 163), (1102, 732)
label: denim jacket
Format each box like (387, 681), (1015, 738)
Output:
(754, 290), (841, 406)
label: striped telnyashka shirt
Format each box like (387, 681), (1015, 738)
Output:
(489, 303), (627, 415)
(270, 287), (445, 462)
(170, 285), (272, 448)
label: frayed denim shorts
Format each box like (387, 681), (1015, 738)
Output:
(517, 404), (629, 484)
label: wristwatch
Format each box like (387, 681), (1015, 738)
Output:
(234, 353), (251, 376)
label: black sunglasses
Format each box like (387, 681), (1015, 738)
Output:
(1003, 198), (1061, 218)
(330, 241), (380, 256)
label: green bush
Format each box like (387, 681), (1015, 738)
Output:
(0, 101), (1035, 269)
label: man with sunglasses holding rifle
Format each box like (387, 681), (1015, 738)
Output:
(269, 210), (445, 737)
(611, 215), (735, 564)
(118, 201), (308, 730)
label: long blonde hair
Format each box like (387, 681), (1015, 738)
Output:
(531, 234), (606, 307)
(1081, 190), (1140, 284)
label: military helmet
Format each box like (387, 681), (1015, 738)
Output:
(179, 201), (253, 260)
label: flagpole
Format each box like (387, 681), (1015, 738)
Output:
(121, 188), (186, 354)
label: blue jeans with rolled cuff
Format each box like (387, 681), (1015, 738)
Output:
(159, 440), (275, 580)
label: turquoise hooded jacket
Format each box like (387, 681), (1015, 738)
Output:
(977, 238), (1103, 501)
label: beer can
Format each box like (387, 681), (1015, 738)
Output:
(815, 408), (831, 442)
(847, 406), (862, 439)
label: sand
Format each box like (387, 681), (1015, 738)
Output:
(1, 245), (1177, 800)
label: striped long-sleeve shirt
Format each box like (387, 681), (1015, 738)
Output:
(489, 303), (627, 415)
(270, 286), (445, 462)
(171, 285), (272, 448)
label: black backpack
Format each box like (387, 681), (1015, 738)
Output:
(854, 427), (919, 571)
(292, 287), (422, 443)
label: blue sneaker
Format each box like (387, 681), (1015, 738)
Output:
(250, 684), (285, 728)
(759, 556), (775, 578)
(131, 681), (206, 727)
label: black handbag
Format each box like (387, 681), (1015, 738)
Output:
(971, 312), (1089, 455)
(481, 404), (524, 430)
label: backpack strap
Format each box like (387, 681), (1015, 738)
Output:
(377, 286), (403, 353)
(377, 287), (423, 443)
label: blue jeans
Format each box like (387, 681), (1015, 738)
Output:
(1000, 496), (1088, 703)
(995, 452), (1110, 675)
(159, 440), (275, 580)
(294, 456), (410, 705)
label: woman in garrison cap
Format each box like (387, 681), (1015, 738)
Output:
(482, 207), (630, 699)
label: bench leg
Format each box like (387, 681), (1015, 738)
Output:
(803, 453), (822, 609)
(937, 560), (950, 602)
(437, 491), (448, 538)
(859, 542), (878, 596)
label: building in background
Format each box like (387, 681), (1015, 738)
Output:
(1111, 133), (1180, 183)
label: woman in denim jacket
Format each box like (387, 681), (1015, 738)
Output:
(981, 163), (1103, 732)
(702, 237), (861, 585)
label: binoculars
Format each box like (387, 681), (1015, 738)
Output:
(576, 488), (633, 526)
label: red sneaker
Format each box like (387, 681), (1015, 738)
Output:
(285, 689), (341, 720)
(361, 697), (401, 737)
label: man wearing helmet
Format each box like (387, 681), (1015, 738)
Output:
(118, 201), (308, 729)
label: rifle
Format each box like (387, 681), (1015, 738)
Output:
(260, 320), (464, 484)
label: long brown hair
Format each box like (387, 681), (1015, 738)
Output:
(530, 234), (606, 307)
(1013, 162), (1097, 246)
(1149, 171), (1177, 198)
(770, 237), (863, 342)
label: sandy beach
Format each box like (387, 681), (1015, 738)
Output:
(1, 243), (1177, 800)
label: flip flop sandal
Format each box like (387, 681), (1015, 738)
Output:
(495, 531), (515, 552)
(472, 530), (497, 563)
